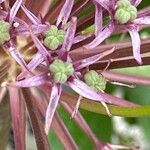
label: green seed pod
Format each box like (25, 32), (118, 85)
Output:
(127, 5), (137, 20)
(65, 62), (74, 76)
(115, 8), (131, 24)
(54, 72), (67, 84)
(49, 59), (65, 73)
(43, 25), (65, 50)
(0, 20), (10, 44)
(49, 59), (74, 83)
(84, 70), (107, 92)
(116, 0), (131, 8)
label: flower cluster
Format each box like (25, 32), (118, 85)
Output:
(0, 0), (150, 149)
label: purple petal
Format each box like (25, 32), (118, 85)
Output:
(94, 1), (103, 36)
(17, 53), (45, 80)
(93, 0), (111, 12)
(127, 26), (142, 64)
(85, 23), (114, 49)
(74, 47), (115, 70)
(21, 5), (41, 24)
(9, 87), (26, 150)
(0, 0), (5, 4)
(31, 33), (51, 58)
(68, 78), (104, 101)
(31, 24), (50, 34)
(133, 16), (150, 25)
(11, 73), (50, 87)
(131, 0), (142, 6)
(9, 0), (22, 23)
(56, 0), (74, 26)
(5, 42), (32, 74)
(45, 84), (62, 134)
(62, 17), (77, 51)
(73, 34), (91, 44)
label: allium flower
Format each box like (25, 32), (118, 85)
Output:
(0, 0), (150, 150)
(86, 0), (150, 64)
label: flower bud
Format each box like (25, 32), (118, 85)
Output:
(84, 70), (106, 92)
(116, 0), (131, 8)
(54, 72), (68, 84)
(49, 59), (74, 83)
(115, 8), (131, 24)
(0, 20), (10, 44)
(44, 25), (65, 50)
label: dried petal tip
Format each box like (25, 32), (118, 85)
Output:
(44, 25), (65, 50)
(0, 20), (10, 44)
(115, 0), (137, 24)
(49, 59), (74, 84)
(84, 70), (106, 92)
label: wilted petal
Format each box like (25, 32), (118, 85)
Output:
(127, 26), (142, 64)
(133, 16), (150, 25)
(11, 73), (50, 87)
(68, 78), (104, 101)
(9, 87), (26, 150)
(74, 47), (114, 70)
(21, 4), (41, 24)
(45, 84), (62, 134)
(94, 1), (103, 36)
(56, 0), (74, 26)
(9, 0), (22, 23)
(85, 23), (114, 49)
(62, 17), (77, 51)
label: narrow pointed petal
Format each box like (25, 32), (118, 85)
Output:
(11, 73), (50, 87)
(52, 113), (78, 150)
(5, 43), (32, 74)
(94, 1), (103, 36)
(45, 84), (62, 134)
(17, 53), (45, 80)
(31, 24), (50, 34)
(93, 0), (111, 12)
(31, 33), (51, 58)
(56, 0), (74, 26)
(133, 16), (150, 25)
(74, 47), (114, 70)
(85, 23), (114, 49)
(9, 87), (26, 150)
(62, 17), (77, 51)
(131, 0), (142, 6)
(21, 5), (41, 24)
(73, 34), (91, 44)
(68, 78), (104, 101)
(127, 27), (142, 64)
(9, 0), (22, 23)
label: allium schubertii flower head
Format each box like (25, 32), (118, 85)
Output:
(0, 0), (150, 149)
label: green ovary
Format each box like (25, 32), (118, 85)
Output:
(115, 0), (137, 24)
(84, 70), (107, 92)
(0, 20), (10, 44)
(49, 59), (74, 84)
(44, 25), (65, 50)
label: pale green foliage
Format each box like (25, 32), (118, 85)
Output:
(84, 70), (106, 92)
(49, 59), (74, 83)
(115, 0), (137, 24)
(44, 25), (65, 50)
(0, 20), (10, 44)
